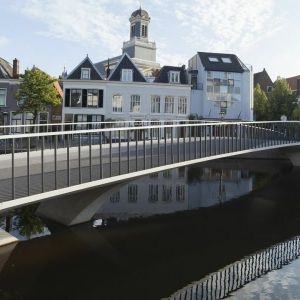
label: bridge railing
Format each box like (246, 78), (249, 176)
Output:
(0, 121), (299, 204)
(0, 119), (215, 136)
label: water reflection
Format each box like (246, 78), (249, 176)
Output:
(92, 166), (253, 225)
(166, 237), (300, 300)
(0, 205), (50, 241)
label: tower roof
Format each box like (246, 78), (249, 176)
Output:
(131, 8), (150, 19)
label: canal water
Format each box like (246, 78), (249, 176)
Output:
(0, 158), (300, 299)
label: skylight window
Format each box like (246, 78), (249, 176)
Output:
(208, 57), (219, 62)
(221, 57), (232, 63)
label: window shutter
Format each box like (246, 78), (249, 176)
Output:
(98, 90), (103, 108)
(65, 89), (70, 107)
(82, 89), (87, 107)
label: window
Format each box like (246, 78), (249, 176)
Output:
(11, 113), (22, 133)
(206, 71), (241, 103)
(128, 185), (138, 202)
(0, 89), (6, 106)
(228, 79), (234, 86)
(148, 184), (158, 203)
(121, 69), (133, 81)
(142, 25), (147, 37)
(130, 95), (141, 113)
(112, 95), (122, 112)
(191, 75), (197, 89)
(165, 96), (174, 113)
(81, 68), (90, 80)
(178, 97), (187, 114)
(151, 95), (160, 113)
(110, 191), (120, 203)
(208, 57), (219, 62)
(169, 71), (180, 83)
(131, 24), (136, 37)
(87, 89), (98, 107)
(70, 89), (82, 107)
(221, 57), (232, 63)
(267, 86), (273, 93)
(162, 185), (172, 202)
(176, 185), (185, 202)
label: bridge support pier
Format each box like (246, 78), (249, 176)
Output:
(36, 183), (125, 226)
(282, 146), (300, 167)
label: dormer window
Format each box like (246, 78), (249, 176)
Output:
(169, 71), (180, 84)
(208, 57), (219, 62)
(121, 69), (133, 82)
(81, 68), (90, 80)
(221, 57), (232, 63)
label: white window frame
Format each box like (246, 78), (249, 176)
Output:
(128, 184), (138, 202)
(221, 57), (232, 63)
(87, 89), (98, 107)
(112, 94), (123, 113)
(0, 88), (7, 107)
(148, 184), (158, 202)
(169, 71), (180, 84)
(81, 68), (91, 80)
(130, 95), (141, 113)
(164, 96), (174, 114)
(70, 89), (82, 107)
(178, 97), (187, 115)
(176, 185), (185, 202)
(208, 57), (219, 62)
(121, 69), (133, 82)
(151, 95), (160, 113)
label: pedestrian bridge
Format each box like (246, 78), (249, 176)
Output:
(0, 121), (300, 212)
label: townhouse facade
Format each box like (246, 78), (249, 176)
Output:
(188, 52), (253, 121)
(62, 53), (191, 124)
(62, 8), (191, 125)
(0, 57), (63, 129)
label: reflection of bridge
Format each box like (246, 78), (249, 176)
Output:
(165, 236), (300, 300)
(0, 121), (300, 211)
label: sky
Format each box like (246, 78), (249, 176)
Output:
(0, 0), (299, 81)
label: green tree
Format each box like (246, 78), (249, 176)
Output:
(15, 205), (44, 239)
(292, 104), (300, 120)
(16, 67), (61, 124)
(269, 78), (297, 120)
(254, 84), (269, 121)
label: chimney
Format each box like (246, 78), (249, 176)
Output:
(13, 58), (19, 79)
(106, 58), (111, 78)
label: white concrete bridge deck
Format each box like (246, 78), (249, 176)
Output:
(0, 121), (299, 212)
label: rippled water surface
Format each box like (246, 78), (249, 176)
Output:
(1, 158), (300, 300)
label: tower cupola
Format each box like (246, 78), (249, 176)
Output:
(129, 7), (150, 40)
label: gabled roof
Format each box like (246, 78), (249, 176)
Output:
(67, 56), (103, 80)
(254, 68), (273, 89)
(154, 66), (188, 84)
(197, 52), (246, 73)
(0, 57), (13, 79)
(108, 53), (146, 82)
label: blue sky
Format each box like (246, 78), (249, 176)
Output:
(0, 0), (299, 81)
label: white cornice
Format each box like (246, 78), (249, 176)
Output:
(62, 79), (191, 89)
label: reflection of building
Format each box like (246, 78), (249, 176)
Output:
(188, 168), (252, 209)
(94, 166), (253, 222)
(188, 52), (253, 120)
(95, 168), (189, 220)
